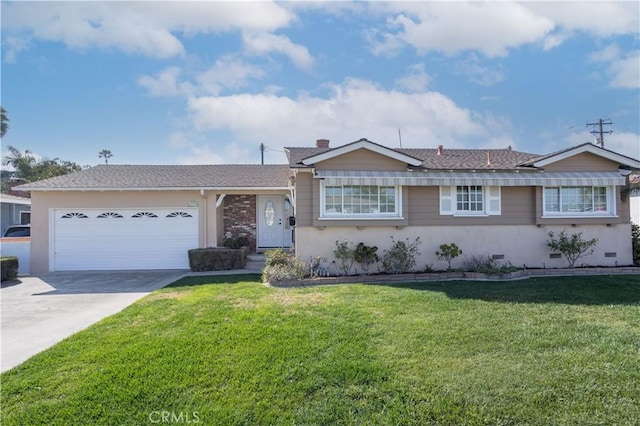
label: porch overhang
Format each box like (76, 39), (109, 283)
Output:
(314, 170), (626, 186)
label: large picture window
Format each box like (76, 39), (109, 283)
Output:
(322, 184), (400, 218)
(543, 186), (613, 216)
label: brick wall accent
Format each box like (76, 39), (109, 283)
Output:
(223, 195), (257, 251)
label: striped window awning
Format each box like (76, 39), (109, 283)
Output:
(314, 170), (626, 187)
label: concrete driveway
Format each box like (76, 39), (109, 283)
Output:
(1, 270), (187, 372)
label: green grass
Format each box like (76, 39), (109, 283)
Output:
(2, 274), (639, 425)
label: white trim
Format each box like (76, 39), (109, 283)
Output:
(530, 144), (640, 168)
(542, 185), (616, 217)
(301, 139), (422, 166)
(215, 194), (226, 208)
(319, 181), (403, 219)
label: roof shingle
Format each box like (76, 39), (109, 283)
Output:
(16, 164), (292, 191)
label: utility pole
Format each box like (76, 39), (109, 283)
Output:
(586, 118), (612, 148)
(260, 143), (265, 165)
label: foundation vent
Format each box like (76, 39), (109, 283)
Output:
(549, 253), (562, 259)
(604, 252), (617, 258)
(491, 254), (505, 260)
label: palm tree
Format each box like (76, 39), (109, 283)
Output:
(1, 107), (9, 138)
(98, 149), (113, 164)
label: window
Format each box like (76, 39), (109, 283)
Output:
(321, 184), (400, 218)
(456, 185), (483, 212)
(440, 186), (501, 216)
(543, 186), (614, 216)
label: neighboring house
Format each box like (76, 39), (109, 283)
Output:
(0, 193), (31, 236)
(630, 175), (640, 226)
(15, 139), (640, 274)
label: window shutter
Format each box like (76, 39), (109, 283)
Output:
(440, 186), (453, 215)
(487, 186), (501, 215)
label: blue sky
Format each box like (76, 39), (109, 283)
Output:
(2, 1), (638, 167)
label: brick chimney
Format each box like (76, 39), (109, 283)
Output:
(437, 145), (443, 156)
(316, 139), (330, 148)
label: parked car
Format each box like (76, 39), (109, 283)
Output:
(2, 225), (30, 237)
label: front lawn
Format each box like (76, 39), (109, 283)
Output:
(2, 274), (639, 425)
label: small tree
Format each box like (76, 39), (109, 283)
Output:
(333, 240), (355, 275)
(353, 242), (379, 274)
(547, 230), (598, 268)
(435, 243), (462, 270)
(381, 236), (421, 274)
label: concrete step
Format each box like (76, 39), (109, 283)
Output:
(246, 253), (266, 272)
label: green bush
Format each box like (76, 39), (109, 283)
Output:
(353, 243), (379, 274)
(547, 230), (598, 268)
(262, 249), (307, 283)
(333, 240), (355, 275)
(435, 243), (463, 270)
(381, 236), (421, 274)
(1, 256), (19, 281)
(223, 236), (250, 249)
(462, 255), (518, 274)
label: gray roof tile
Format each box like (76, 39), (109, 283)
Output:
(285, 144), (540, 170)
(16, 164), (292, 190)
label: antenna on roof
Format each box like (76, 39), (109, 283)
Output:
(398, 129), (402, 148)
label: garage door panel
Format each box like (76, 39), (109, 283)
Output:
(52, 208), (198, 271)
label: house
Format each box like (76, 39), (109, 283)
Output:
(0, 193), (31, 236)
(284, 139), (639, 270)
(15, 139), (640, 274)
(16, 165), (294, 273)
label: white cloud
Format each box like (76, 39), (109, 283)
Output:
(137, 67), (194, 97)
(3, 2), (295, 60)
(242, 32), (314, 70)
(369, 2), (639, 57)
(187, 78), (497, 153)
(608, 51), (640, 89)
(370, 2), (554, 57)
(589, 44), (640, 89)
(394, 63), (431, 92)
(197, 56), (266, 95)
(455, 55), (505, 87)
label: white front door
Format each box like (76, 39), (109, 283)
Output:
(257, 195), (286, 248)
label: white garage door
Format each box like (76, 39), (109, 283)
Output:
(52, 208), (198, 271)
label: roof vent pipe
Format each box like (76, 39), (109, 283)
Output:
(487, 151), (492, 166)
(437, 145), (443, 156)
(316, 139), (330, 148)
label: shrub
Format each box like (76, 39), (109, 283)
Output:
(353, 243), (379, 273)
(188, 248), (247, 272)
(382, 236), (421, 274)
(333, 240), (355, 275)
(632, 223), (640, 264)
(435, 243), (463, 270)
(262, 249), (307, 283)
(547, 230), (598, 268)
(223, 236), (250, 249)
(1, 256), (19, 281)
(462, 255), (518, 274)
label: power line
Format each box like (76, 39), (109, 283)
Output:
(586, 118), (612, 148)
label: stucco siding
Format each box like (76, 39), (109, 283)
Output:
(631, 195), (640, 225)
(314, 148), (409, 171)
(295, 224), (633, 270)
(543, 152), (621, 172)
